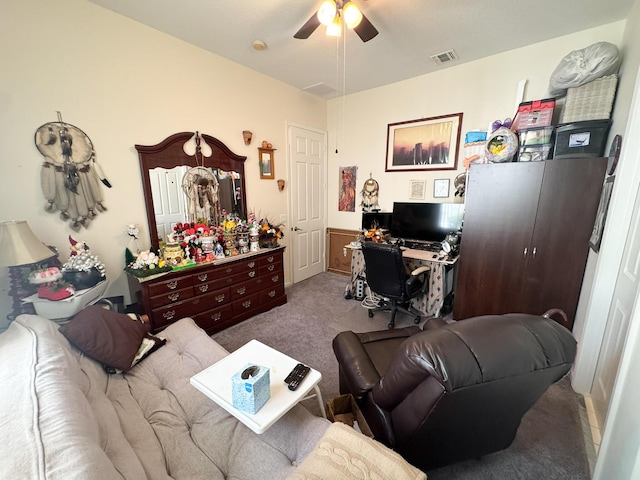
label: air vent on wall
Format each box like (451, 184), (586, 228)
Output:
(430, 49), (458, 65)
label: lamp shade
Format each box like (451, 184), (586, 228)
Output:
(0, 221), (55, 267)
(342, 2), (363, 29)
(317, 0), (337, 26)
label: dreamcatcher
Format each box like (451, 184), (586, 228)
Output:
(454, 172), (467, 197)
(360, 174), (380, 212)
(182, 166), (221, 224)
(34, 112), (111, 229)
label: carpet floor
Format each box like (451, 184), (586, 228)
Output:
(212, 271), (591, 479)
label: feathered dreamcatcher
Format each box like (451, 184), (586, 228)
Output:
(360, 174), (380, 212)
(182, 166), (221, 224)
(34, 112), (111, 229)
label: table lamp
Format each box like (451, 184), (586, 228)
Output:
(0, 220), (56, 321)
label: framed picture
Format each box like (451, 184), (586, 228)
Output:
(434, 178), (450, 198)
(385, 112), (463, 172)
(409, 179), (426, 200)
(589, 176), (615, 252)
(258, 148), (274, 179)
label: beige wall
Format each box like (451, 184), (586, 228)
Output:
(0, 0), (326, 327)
(326, 22), (625, 230)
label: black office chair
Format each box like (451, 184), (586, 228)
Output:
(361, 241), (430, 329)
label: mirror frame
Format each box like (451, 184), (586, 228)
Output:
(136, 132), (247, 251)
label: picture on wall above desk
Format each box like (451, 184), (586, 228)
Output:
(339, 166), (357, 212)
(386, 112), (463, 172)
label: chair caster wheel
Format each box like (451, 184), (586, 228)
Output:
(414, 316), (421, 324)
(368, 310), (374, 318)
(344, 292), (353, 300)
(387, 322), (394, 329)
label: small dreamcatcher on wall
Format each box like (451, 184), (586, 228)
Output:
(34, 112), (111, 229)
(182, 166), (221, 224)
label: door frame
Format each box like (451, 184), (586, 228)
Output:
(285, 121), (328, 284)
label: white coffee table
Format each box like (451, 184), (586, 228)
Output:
(190, 339), (324, 434)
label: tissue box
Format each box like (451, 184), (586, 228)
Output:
(231, 364), (271, 414)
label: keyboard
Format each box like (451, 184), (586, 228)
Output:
(401, 240), (442, 252)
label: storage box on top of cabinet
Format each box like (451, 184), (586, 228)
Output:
(561, 74), (618, 123)
(554, 120), (611, 159)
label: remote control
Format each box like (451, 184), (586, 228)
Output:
(285, 363), (310, 391)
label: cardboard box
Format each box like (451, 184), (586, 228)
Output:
(325, 394), (374, 438)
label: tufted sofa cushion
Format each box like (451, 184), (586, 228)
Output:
(0, 314), (329, 479)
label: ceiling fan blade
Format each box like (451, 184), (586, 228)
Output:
(353, 13), (378, 42)
(294, 12), (321, 39)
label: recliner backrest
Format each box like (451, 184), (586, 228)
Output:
(372, 314), (577, 469)
(361, 242), (408, 300)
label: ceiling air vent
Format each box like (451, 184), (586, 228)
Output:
(430, 49), (458, 65)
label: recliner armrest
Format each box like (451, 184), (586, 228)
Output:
(332, 331), (382, 396)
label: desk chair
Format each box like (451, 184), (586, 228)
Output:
(361, 241), (430, 329)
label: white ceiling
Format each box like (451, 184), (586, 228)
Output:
(87, 0), (632, 98)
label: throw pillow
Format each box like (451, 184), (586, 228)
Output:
(60, 305), (151, 372)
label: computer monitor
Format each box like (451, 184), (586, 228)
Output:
(390, 202), (464, 242)
(362, 212), (393, 230)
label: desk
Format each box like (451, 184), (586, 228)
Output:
(345, 245), (457, 318)
(190, 339), (324, 434)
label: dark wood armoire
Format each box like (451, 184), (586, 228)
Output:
(453, 157), (607, 329)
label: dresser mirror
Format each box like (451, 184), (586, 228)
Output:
(136, 132), (247, 250)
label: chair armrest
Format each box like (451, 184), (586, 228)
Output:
(332, 331), (382, 396)
(407, 266), (429, 292)
(410, 265), (430, 277)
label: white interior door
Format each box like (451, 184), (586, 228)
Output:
(288, 124), (326, 283)
(591, 179), (640, 428)
(149, 166), (188, 242)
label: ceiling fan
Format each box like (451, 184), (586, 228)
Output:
(294, 0), (379, 43)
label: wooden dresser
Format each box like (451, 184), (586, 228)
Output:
(132, 247), (286, 334)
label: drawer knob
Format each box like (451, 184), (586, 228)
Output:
(267, 265), (275, 271)
(226, 267), (233, 273)
(198, 284), (209, 293)
(216, 294), (225, 303)
(271, 275), (279, 283)
(248, 271), (256, 278)
(248, 261), (256, 268)
(211, 312), (222, 322)
(163, 310), (176, 320)
(167, 281), (178, 290)
(168, 293), (180, 302)
(267, 256), (274, 263)
(198, 273), (208, 281)
(242, 300), (252, 309)
(237, 286), (246, 295)
(268, 290), (276, 298)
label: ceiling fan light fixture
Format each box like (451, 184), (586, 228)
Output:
(342, 2), (362, 29)
(318, 0), (337, 26)
(326, 15), (342, 37)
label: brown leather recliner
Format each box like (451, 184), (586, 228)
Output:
(332, 313), (577, 471)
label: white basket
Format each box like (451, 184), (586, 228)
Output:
(23, 280), (109, 320)
(561, 74), (618, 123)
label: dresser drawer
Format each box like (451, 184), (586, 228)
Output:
(259, 252), (282, 267)
(193, 304), (234, 333)
(150, 286), (194, 308)
(232, 292), (261, 317)
(261, 270), (284, 288)
(230, 277), (268, 300)
(151, 296), (207, 329)
(260, 283), (285, 303)
(194, 276), (235, 294)
(147, 275), (193, 297)
(259, 261), (282, 276)
(197, 287), (231, 310)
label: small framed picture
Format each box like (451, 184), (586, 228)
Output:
(409, 179), (426, 200)
(434, 178), (450, 198)
(258, 148), (275, 179)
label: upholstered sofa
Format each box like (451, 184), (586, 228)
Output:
(0, 313), (426, 480)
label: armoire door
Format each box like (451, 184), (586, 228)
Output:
(524, 157), (607, 327)
(453, 162), (544, 320)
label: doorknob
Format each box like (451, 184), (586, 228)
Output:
(292, 226), (302, 231)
